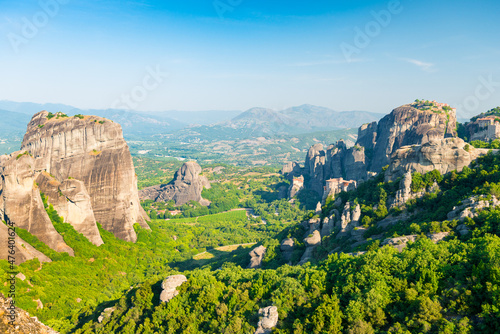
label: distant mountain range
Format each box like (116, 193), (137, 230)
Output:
(0, 100), (383, 141)
(176, 105), (385, 140)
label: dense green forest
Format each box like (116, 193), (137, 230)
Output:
(69, 151), (500, 333)
(3, 149), (500, 333)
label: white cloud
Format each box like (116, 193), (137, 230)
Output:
(401, 58), (436, 73)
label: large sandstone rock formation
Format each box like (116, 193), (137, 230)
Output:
(0, 152), (74, 255)
(385, 138), (491, 181)
(284, 103), (458, 199)
(139, 161), (211, 206)
(0, 111), (150, 263)
(35, 172), (103, 246)
(20, 111), (149, 242)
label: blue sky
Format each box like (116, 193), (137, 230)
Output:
(1, 0), (499, 118)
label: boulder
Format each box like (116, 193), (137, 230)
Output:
(159, 275), (188, 303)
(254, 306), (279, 334)
(300, 230), (321, 264)
(97, 307), (115, 323)
(280, 238), (294, 261)
(248, 245), (267, 269)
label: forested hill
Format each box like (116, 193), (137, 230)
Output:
(39, 149), (500, 333)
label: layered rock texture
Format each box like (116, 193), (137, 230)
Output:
(0, 152), (73, 256)
(0, 111), (150, 263)
(139, 161), (211, 206)
(284, 103), (463, 200)
(385, 138), (491, 181)
(21, 111), (149, 242)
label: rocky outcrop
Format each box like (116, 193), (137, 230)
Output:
(390, 171), (414, 208)
(20, 111), (149, 242)
(97, 307), (115, 323)
(254, 306), (279, 334)
(368, 105), (456, 172)
(286, 103), (458, 199)
(0, 223), (51, 265)
(0, 152), (73, 256)
(0, 293), (58, 333)
(140, 161), (211, 206)
(320, 214), (335, 237)
(35, 172), (103, 246)
(385, 138), (491, 181)
(248, 245), (267, 269)
(339, 202), (361, 232)
(304, 144), (327, 195)
(160, 275), (188, 303)
(300, 230), (321, 264)
(280, 238), (294, 262)
(382, 232), (449, 252)
(447, 195), (499, 222)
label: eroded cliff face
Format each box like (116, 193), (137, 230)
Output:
(385, 138), (491, 181)
(368, 105), (456, 172)
(140, 161), (211, 206)
(0, 152), (73, 256)
(286, 104), (457, 198)
(35, 172), (103, 246)
(21, 111), (149, 242)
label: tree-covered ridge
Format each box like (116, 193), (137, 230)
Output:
(470, 107), (500, 122)
(4, 147), (500, 333)
(64, 151), (500, 333)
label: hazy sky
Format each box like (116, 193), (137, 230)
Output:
(1, 0), (499, 118)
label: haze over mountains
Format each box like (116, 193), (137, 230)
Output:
(0, 100), (383, 142)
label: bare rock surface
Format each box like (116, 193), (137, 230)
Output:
(385, 138), (491, 181)
(160, 275), (188, 303)
(288, 104), (462, 197)
(0, 152), (73, 256)
(447, 195), (499, 222)
(140, 161), (211, 206)
(21, 111), (149, 242)
(97, 307), (115, 323)
(0, 293), (58, 333)
(300, 230), (321, 264)
(0, 223), (51, 265)
(280, 238), (294, 261)
(254, 306), (279, 334)
(36, 172), (103, 246)
(248, 245), (267, 269)
(382, 232), (450, 252)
